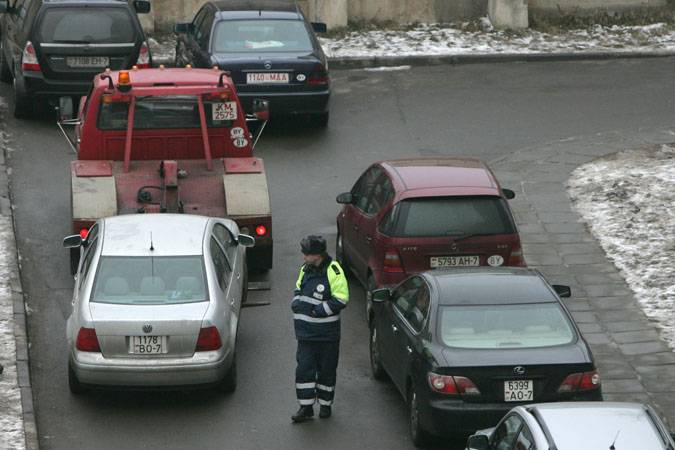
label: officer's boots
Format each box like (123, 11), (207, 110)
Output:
(319, 405), (331, 419)
(291, 405), (314, 423)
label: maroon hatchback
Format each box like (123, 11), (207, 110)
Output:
(335, 157), (525, 316)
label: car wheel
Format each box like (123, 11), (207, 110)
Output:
(13, 75), (33, 119)
(408, 384), (431, 447)
(369, 325), (388, 381)
(366, 273), (376, 322)
(0, 41), (12, 83)
(70, 248), (80, 275)
(68, 362), (86, 395)
(219, 355), (237, 393)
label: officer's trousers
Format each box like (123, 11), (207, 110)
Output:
(295, 340), (340, 407)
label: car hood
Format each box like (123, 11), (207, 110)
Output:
(439, 342), (590, 367)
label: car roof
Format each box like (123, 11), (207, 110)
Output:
(381, 157), (500, 195)
(42, 0), (132, 5)
(213, 0), (300, 13)
(101, 214), (209, 257)
(92, 68), (236, 90)
(426, 268), (556, 305)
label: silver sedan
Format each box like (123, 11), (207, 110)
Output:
(62, 214), (254, 394)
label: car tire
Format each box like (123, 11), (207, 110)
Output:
(0, 41), (12, 84)
(13, 75), (34, 119)
(70, 248), (80, 275)
(335, 230), (351, 278)
(408, 384), (431, 447)
(68, 362), (86, 395)
(219, 356), (237, 393)
(366, 274), (376, 323)
(369, 325), (388, 381)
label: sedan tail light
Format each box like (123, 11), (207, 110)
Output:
(558, 370), (601, 393)
(307, 64), (329, 86)
(135, 41), (151, 69)
(428, 373), (481, 396)
(196, 326), (222, 352)
(76, 327), (101, 352)
(22, 41), (41, 72)
(508, 242), (526, 267)
(383, 249), (404, 273)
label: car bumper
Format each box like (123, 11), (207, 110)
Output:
(70, 348), (232, 387)
(22, 72), (93, 98)
(236, 89), (330, 115)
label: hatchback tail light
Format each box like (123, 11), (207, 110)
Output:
(307, 64), (329, 86)
(508, 242), (526, 267)
(22, 41), (41, 72)
(136, 41), (151, 69)
(383, 249), (404, 273)
(196, 326), (222, 351)
(558, 370), (601, 393)
(428, 373), (480, 396)
(76, 327), (101, 352)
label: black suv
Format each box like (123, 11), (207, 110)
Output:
(0, 0), (151, 118)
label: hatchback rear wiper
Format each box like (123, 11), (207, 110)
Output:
(452, 232), (497, 242)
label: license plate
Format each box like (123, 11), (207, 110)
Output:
(129, 336), (167, 354)
(430, 255), (480, 268)
(212, 101), (237, 121)
(504, 380), (533, 402)
(66, 56), (110, 68)
(246, 72), (289, 84)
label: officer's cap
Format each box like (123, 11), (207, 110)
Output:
(301, 235), (327, 255)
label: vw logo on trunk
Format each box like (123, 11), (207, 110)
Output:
(142, 324), (153, 334)
(264, 61), (272, 70)
(513, 366), (526, 375)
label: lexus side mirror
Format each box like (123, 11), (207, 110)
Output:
(0, 1), (9, 13)
(133, 0), (151, 13)
(336, 192), (353, 204)
(174, 23), (193, 34)
(311, 22), (327, 33)
(371, 288), (391, 303)
(238, 234), (255, 248)
(553, 284), (571, 298)
(252, 99), (270, 121)
(503, 188), (516, 200)
(63, 235), (83, 249)
(466, 434), (489, 450)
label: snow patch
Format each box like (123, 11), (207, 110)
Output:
(569, 145), (675, 347)
(363, 65), (412, 72)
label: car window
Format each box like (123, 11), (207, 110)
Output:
(392, 277), (428, 332)
(38, 7), (135, 44)
(378, 203), (399, 235)
(366, 174), (395, 215)
(213, 223), (237, 263)
(198, 10), (215, 48)
(515, 425), (534, 450)
(351, 166), (382, 212)
(392, 196), (516, 237)
(212, 19), (313, 53)
(91, 256), (207, 305)
(192, 6), (208, 37)
(210, 237), (231, 292)
(439, 303), (575, 349)
(79, 235), (99, 289)
(492, 414), (523, 450)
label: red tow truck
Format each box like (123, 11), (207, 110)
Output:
(60, 67), (273, 273)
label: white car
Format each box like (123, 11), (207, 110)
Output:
(63, 214), (254, 394)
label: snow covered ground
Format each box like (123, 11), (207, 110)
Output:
(568, 144), (675, 348)
(149, 21), (675, 65)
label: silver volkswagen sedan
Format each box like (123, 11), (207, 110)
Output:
(63, 214), (254, 394)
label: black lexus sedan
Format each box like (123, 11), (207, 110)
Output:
(175, 0), (330, 126)
(368, 267), (602, 447)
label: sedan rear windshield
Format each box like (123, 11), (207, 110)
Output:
(381, 196), (516, 237)
(212, 19), (313, 53)
(39, 8), (136, 44)
(438, 303), (575, 349)
(92, 256), (207, 305)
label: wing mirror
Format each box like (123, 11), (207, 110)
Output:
(63, 235), (83, 249)
(371, 288), (391, 304)
(336, 192), (354, 204)
(238, 234), (255, 248)
(466, 434), (489, 450)
(174, 23), (194, 34)
(553, 284), (571, 298)
(503, 188), (516, 200)
(0, 1), (10, 13)
(311, 22), (328, 33)
(133, 0), (151, 13)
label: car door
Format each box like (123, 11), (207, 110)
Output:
(209, 230), (237, 343)
(213, 222), (242, 309)
(356, 172), (395, 275)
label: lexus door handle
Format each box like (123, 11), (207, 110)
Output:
(365, 236), (373, 243)
(353, 225), (359, 231)
(230, 298), (235, 306)
(391, 324), (398, 333)
(236, 272), (241, 280)
(406, 346), (413, 354)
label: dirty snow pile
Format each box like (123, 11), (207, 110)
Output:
(319, 22), (675, 58)
(568, 145), (675, 347)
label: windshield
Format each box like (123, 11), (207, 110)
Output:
(97, 95), (237, 130)
(387, 196), (516, 238)
(212, 19), (313, 53)
(39, 8), (135, 44)
(438, 303), (575, 349)
(92, 256), (207, 305)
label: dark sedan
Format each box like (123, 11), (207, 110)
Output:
(368, 267), (602, 446)
(174, 0), (330, 126)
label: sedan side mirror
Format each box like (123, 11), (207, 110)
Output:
(63, 235), (83, 249)
(503, 188), (516, 200)
(133, 0), (151, 13)
(174, 23), (194, 34)
(553, 284), (571, 298)
(311, 22), (327, 33)
(371, 288), (391, 303)
(336, 192), (354, 204)
(238, 234), (255, 248)
(466, 434), (490, 450)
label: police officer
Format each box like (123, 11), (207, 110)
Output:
(291, 235), (349, 423)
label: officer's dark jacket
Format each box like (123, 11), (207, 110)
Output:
(291, 257), (349, 341)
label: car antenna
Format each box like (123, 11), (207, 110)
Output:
(150, 232), (155, 251)
(609, 430), (620, 450)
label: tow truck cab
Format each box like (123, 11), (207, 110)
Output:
(65, 67), (272, 272)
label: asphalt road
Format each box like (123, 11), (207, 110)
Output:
(1, 57), (675, 450)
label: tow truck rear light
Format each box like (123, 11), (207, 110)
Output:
(76, 327), (101, 352)
(255, 225), (267, 237)
(21, 41), (41, 72)
(558, 370), (601, 393)
(79, 228), (89, 239)
(383, 249), (404, 273)
(136, 41), (151, 69)
(307, 64), (329, 86)
(206, 91), (231, 101)
(428, 373), (480, 396)
(196, 326), (222, 351)
(508, 243), (526, 267)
